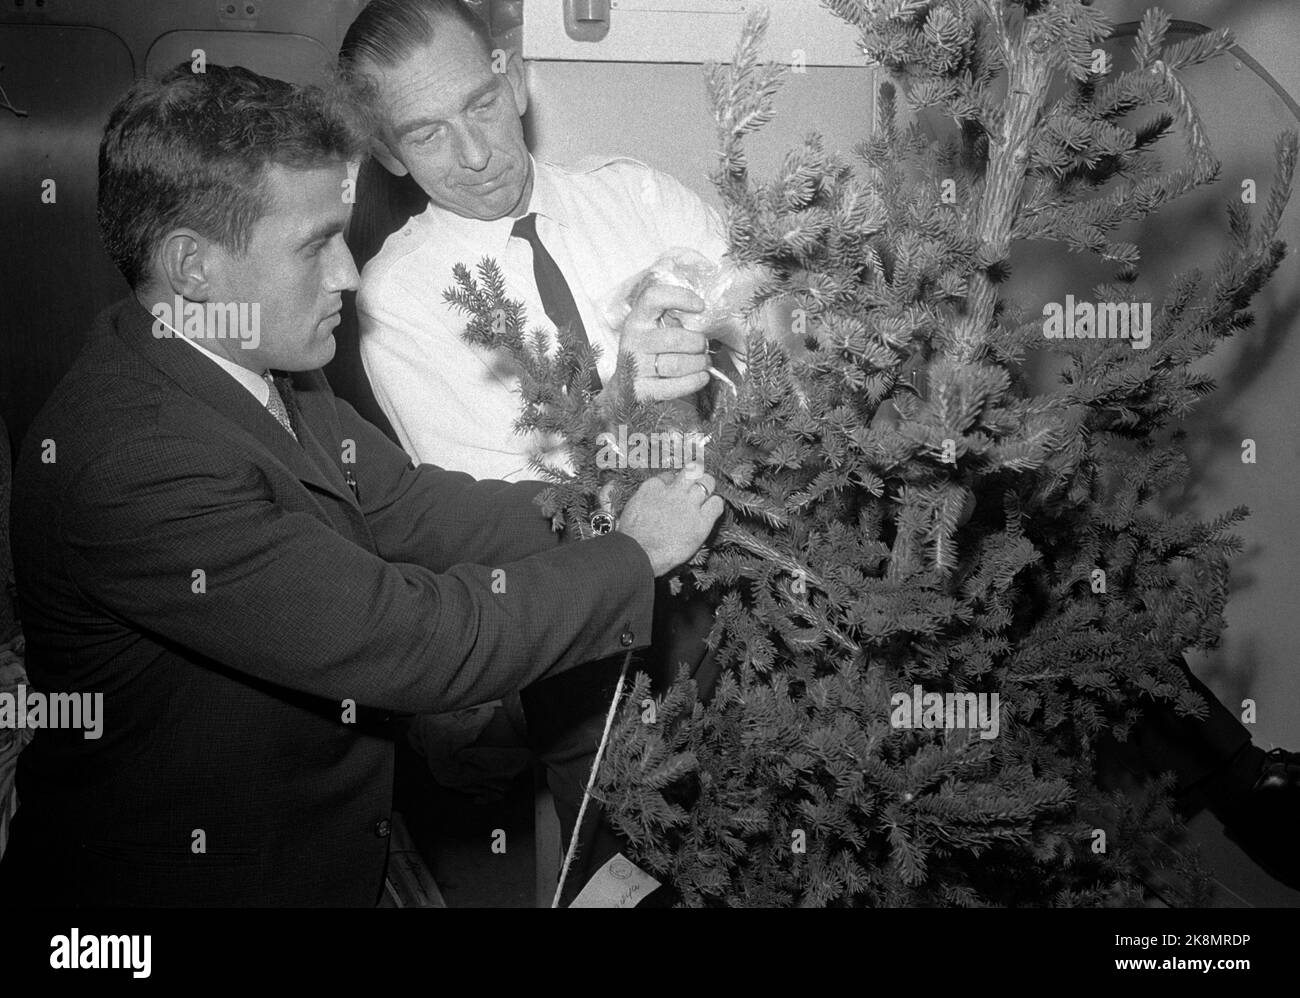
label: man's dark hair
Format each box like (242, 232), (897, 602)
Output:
(98, 63), (364, 289)
(337, 0), (494, 137)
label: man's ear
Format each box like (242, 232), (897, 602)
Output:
(502, 48), (528, 117)
(155, 229), (215, 301)
(370, 138), (409, 177)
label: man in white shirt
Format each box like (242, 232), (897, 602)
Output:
(342, 0), (728, 480)
(337, 0), (729, 896)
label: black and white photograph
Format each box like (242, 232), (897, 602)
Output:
(0, 0), (1297, 978)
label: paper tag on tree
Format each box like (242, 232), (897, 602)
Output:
(568, 853), (661, 908)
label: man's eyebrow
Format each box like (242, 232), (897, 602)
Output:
(297, 219), (347, 248)
(391, 79), (500, 139)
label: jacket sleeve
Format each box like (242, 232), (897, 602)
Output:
(58, 428), (655, 714)
(331, 394), (567, 572)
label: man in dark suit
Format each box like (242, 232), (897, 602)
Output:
(0, 62), (723, 906)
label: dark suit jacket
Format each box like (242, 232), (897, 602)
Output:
(1, 297), (654, 906)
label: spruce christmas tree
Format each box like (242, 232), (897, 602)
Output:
(446, 0), (1296, 906)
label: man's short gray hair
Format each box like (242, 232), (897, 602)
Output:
(336, 0), (495, 139)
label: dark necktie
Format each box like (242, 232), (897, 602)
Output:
(510, 212), (602, 391)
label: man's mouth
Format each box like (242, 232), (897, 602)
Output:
(465, 168), (509, 190)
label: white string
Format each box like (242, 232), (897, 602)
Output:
(550, 648), (634, 908)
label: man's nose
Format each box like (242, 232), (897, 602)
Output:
(456, 121), (491, 172)
(330, 239), (361, 293)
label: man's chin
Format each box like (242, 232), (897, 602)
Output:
(501, 178), (531, 217)
(452, 180), (529, 221)
(312, 335), (337, 369)
(276, 338), (336, 373)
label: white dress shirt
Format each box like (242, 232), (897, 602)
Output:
(175, 330), (270, 404)
(357, 156), (727, 481)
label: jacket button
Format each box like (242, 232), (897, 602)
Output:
(619, 630), (634, 647)
(374, 818), (392, 838)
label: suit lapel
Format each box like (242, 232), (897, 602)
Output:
(109, 297), (351, 505)
(283, 369), (382, 554)
(282, 373), (364, 505)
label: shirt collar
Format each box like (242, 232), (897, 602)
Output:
(527, 157), (568, 229)
(174, 332), (270, 405)
(418, 156), (569, 255)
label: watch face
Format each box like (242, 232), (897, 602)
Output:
(589, 511), (616, 536)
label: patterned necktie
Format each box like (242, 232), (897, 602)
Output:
(263, 372), (298, 442)
(510, 212), (602, 391)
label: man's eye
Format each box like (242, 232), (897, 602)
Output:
(474, 95), (498, 113)
(414, 126), (443, 146)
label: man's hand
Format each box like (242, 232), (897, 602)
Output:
(618, 465), (724, 577)
(612, 283), (710, 402)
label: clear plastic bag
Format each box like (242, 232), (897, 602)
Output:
(600, 248), (765, 362)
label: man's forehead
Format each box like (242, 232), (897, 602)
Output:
(257, 162), (353, 230)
